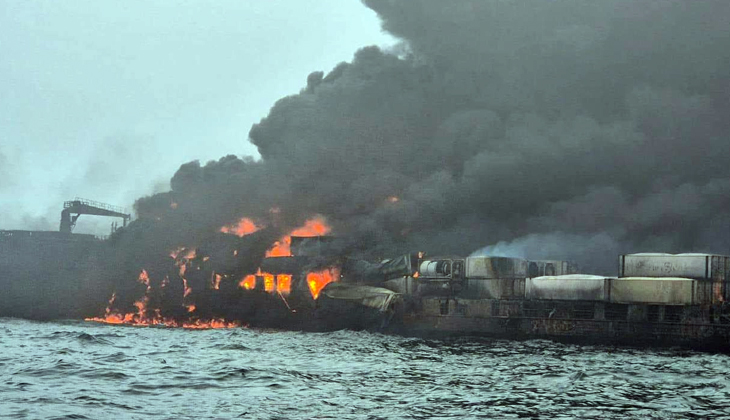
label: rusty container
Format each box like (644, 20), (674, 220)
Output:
(463, 257), (527, 299)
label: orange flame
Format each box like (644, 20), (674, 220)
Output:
(387, 196), (400, 203)
(183, 278), (192, 298)
(306, 267), (340, 299)
(85, 270), (242, 329)
(266, 238), (292, 257)
(138, 269), (150, 288)
(276, 274), (292, 295)
(239, 274), (256, 290)
(220, 217), (262, 237)
(170, 247), (195, 260)
(181, 319), (243, 329)
(239, 271), (292, 296)
(263, 273), (275, 292)
(266, 216), (331, 257)
(171, 248), (197, 277)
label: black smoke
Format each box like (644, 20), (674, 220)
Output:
(130, 0), (730, 280)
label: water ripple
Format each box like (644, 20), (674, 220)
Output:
(2, 318), (730, 419)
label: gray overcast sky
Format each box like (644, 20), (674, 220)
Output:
(0, 0), (394, 234)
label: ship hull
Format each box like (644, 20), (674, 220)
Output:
(0, 230), (111, 320)
(394, 297), (730, 350)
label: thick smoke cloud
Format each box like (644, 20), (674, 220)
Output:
(134, 0), (730, 275)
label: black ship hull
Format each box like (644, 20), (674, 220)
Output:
(0, 230), (111, 320)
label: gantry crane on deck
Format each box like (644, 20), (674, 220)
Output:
(59, 198), (131, 233)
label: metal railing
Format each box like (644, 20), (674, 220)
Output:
(64, 197), (129, 215)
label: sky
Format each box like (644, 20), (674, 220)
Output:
(0, 0), (395, 234)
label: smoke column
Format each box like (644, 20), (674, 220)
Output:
(131, 0), (730, 275)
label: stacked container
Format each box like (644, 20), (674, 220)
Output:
(619, 253), (730, 304)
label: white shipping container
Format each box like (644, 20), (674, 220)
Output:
(610, 277), (695, 305)
(526, 275), (610, 301)
(619, 253), (728, 279)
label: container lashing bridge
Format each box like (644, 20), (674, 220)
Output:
(59, 198), (131, 233)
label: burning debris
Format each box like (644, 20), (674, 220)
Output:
(219, 217), (262, 237)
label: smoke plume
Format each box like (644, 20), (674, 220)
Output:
(131, 0), (729, 278)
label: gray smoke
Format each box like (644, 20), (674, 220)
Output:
(132, 0), (730, 275)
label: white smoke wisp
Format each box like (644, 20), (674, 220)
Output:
(469, 232), (623, 275)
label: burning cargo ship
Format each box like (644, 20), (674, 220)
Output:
(4, 199), (730, 350)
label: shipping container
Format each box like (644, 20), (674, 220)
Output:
(610, 277), (695, 305)
(527, 260), (577, 278)
(526, 275), (610, 301)
(619, 253), (730, 303)
(619, 253), (727, 279)
(465, 256), (527, 279)
(461, 278), (525, 299)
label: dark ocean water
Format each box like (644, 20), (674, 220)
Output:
(2, 318), (730, 419)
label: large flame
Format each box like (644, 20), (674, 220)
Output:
(306, 267), (340, 299)
(237, 266), (334, 299)
(238, 271), (292, 295)
(266, 216), (331, 257)
(87, 218), (337, 329)
(219, 217), (262, 237)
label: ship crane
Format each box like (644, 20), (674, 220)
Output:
(59, 198), (131, 233)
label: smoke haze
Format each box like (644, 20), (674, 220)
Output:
(0, 0), (393, 235)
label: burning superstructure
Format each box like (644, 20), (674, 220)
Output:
(84, 215), (347, 330)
